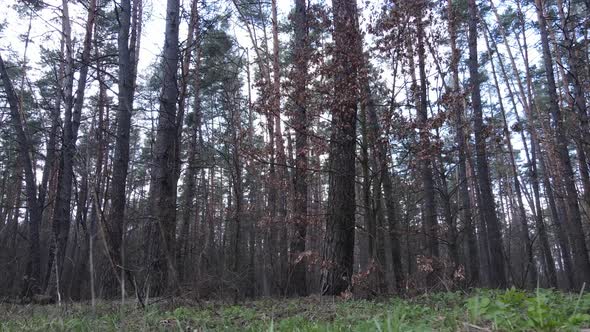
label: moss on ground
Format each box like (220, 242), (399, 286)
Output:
(1, 288), (589, 331)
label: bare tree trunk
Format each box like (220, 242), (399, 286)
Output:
(382, 165), (404, 291)
(88, 27), (108, 303)
(321, 0), (360, 296)
(270, 0), (289, 294)
(230, 0), (279, 294)
(415, 5), (439, 285)
(148, 0), (181, 295)
(176, 0), (200, 285)
(535, 0), (590, 288)
(467, 0), (506, 288)
(360, 87), (374, 268)
(103, 0), (144, 300)
(47, 0), (97, 298)
(228, 91), (244, 298)
(45, 0), (74, 297)
(447, 0), (479, 285)
(484, 31), (537, 288)
(0, 55), (43, 297)
(38, 39), (64, 224)
(486, 2), (559, 287)
(555, 0), (590, 208)
(357, 27), (389, 294)
(3, 160), (22, 294)
(288, 0), (308, 296)
(69, 149), (90, 300)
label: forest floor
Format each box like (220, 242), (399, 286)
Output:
(1, 288), (589, 331)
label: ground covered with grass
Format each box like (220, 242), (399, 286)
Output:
(1, 288), (589, 331)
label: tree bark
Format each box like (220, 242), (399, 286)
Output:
(487, 0), (559, 288)
(102, 0), (143, 299)
(270, 0), (289, 293)
(288, 0), (309, 296)
(321, 0), (360, 296)
(484, 30), (537, 288)
(447, 0), (479, 285)
(149, 0), (181, 295)
(467, 0), (506, 288)
(176, 0), (200, 285)
(0, 56), (42, 296)
(534, 0), (590, 288)
(415, 4), (439, 280)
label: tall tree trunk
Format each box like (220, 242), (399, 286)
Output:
(69, 150), (90, 300)
(288, 0), (308, 296)
(467, 0), (506, 288)
(447, 0), (479, 285)
(176, 0), (200, 285)
(228, 91), (244, 298)
(435, 142), (459, 276)
(487, 1), (559, 287)
(534, 0), (590, 288)
(46, 0), (75, 297)
(321, 0), (360, 296)
(270, 0), (289, 293)
(357, 26), (389, 294)
(38, 39), (64, 225)
(0, 55), (43, 297)
(88, 28), (108, 302)
(555, 0), (590, 209)
(382, 165), (404, 291)
(484, 31), (537, 288)
(149, 0), (181, 295)
(46, 0), (97, 299)
(415, 4), (439, 283)
(104, 0), (142, 299)
(6, 164), (23, 294)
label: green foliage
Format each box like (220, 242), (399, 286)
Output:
(1, 289), (589, 331)
(465, 288), (590, 331)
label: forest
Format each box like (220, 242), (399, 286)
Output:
(1, 0), (590, 330)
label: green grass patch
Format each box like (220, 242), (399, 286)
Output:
(0, 289), (588, 331)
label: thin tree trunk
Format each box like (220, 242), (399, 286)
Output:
(485, 31), (537, 287)
(447, 0), (479, 285)
(288, 0), (308, 296)
(0, 55), (43, 297)
(47, 0), (97, 298)
(271, 0), (289, 293)
(486, 2), (559, 287)
(555, 0), (590, 208)
(415, 6), (439, 283)
(467, 0), (506, 288)
(534, 0), (590, 288)
(104, 0), (142, 300)
(176, 0), (200, 284)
